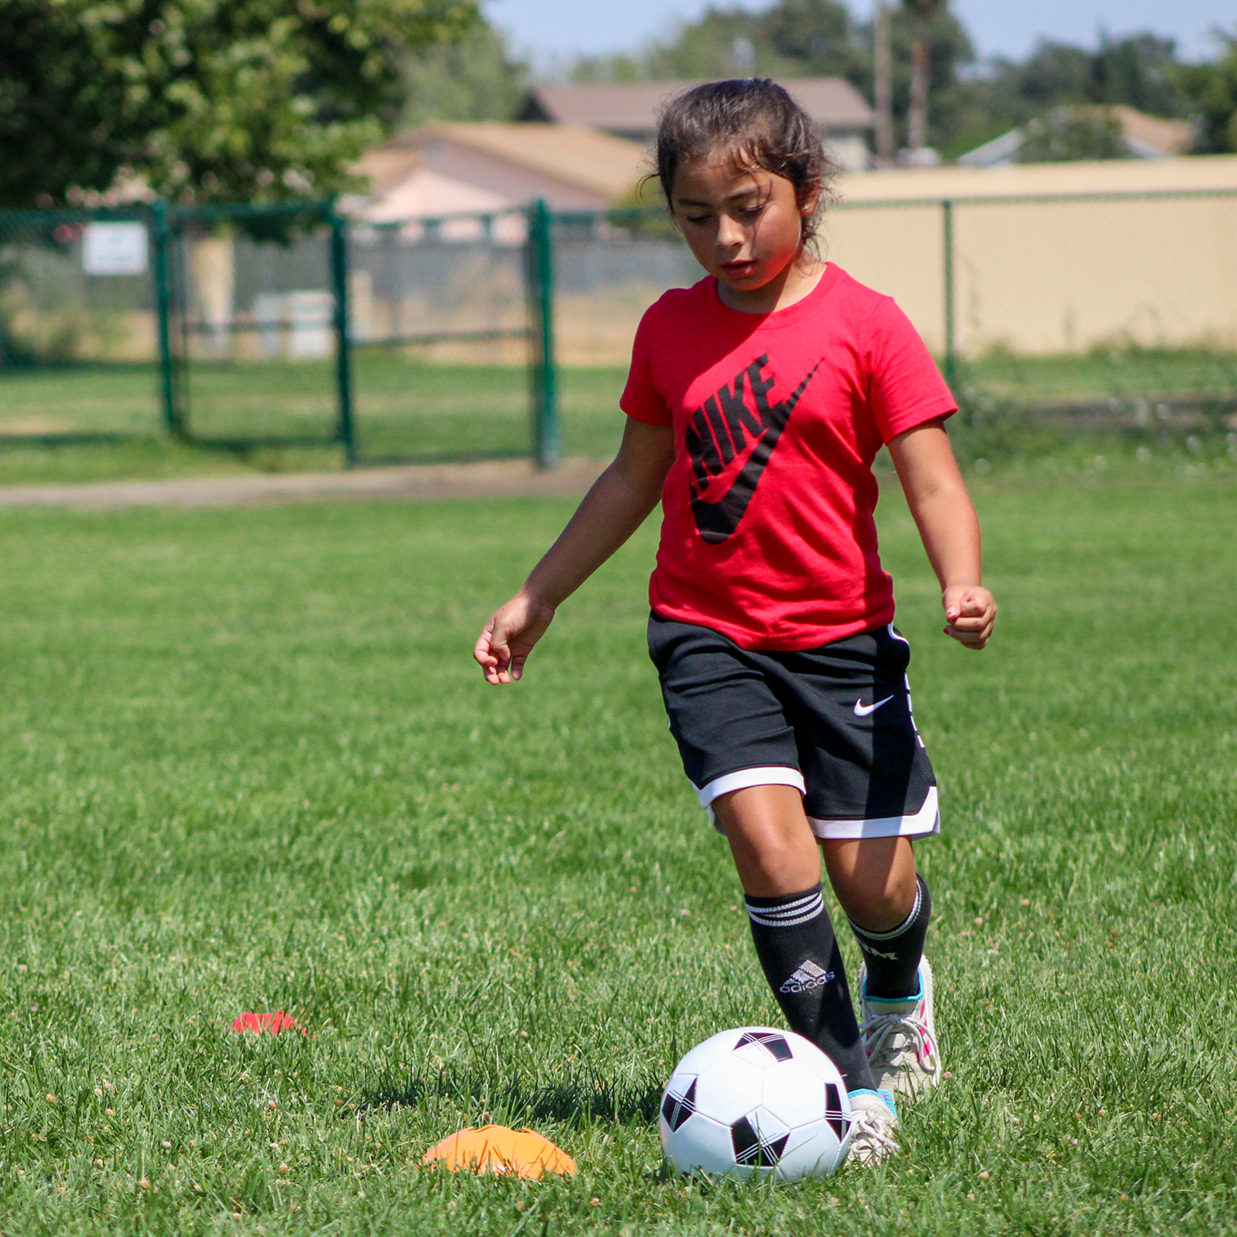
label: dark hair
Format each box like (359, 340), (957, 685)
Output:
(654, 79), (836, 249)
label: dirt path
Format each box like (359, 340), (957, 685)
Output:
(0, 458), (607, 510)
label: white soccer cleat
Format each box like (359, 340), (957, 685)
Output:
(857, 957), (942, 1100)
(846, 1088), (899, 1165)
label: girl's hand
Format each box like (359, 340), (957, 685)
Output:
(473, 593), (557, 684)
(942, 585), (996, 650)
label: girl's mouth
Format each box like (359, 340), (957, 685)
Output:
(721, 259), (757, 277)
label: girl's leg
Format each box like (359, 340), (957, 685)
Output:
(716, 784), (820, 895)
(823, 837), (928, 1000)
(713, 784), (875, 1094)
(824, 836), (941, 1100)
(823, 837), (917, 929)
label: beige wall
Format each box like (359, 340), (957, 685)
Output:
(554, 157), (1237, 365)
(823, 156), (1237, 355)
(823, 193), (1237, 355)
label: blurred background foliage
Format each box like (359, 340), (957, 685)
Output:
(0, 0), (482, 209)
(1, 1), (1236, 210)
(568, 1), (1237, 162)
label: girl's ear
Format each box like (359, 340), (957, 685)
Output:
(798, 182), (821, 218)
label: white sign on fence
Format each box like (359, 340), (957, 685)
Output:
(82, 222), (149, 276)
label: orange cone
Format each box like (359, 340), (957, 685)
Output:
(231, 1012), (306, 1035)
(421, 1125), (576, 1179)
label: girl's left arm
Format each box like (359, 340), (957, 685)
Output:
(887, 418), (997, 650)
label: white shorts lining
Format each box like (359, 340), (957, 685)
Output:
(696, 771), (938, 841)
(696, 767), (805, 833)
(695, 766), (806, 810)
(806, 785), (940, 841)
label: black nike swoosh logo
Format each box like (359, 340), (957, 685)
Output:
(691, 361), (822, 544)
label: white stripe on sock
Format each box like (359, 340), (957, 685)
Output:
(850, 881), (922, 941)
(746, 892), (824, 928)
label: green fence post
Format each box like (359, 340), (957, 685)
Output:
(528, 199), (560, 470)
(329, 205), (357, 467)
(942, 197), (957, 389)
(151, 199), (183, 437)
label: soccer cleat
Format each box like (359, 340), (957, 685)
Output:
(846, 1088), (899, 1165)
(857, 957), (942, 1100)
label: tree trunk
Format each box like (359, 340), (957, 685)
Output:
(874, 3), (894, 166)
(907, 14), (930, 153)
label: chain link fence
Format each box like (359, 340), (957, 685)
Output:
(0, 208), (160, 443)
(2, 189), (1235, 472)
(169, 204), (343, 450)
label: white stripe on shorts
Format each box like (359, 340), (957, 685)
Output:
(807, 785), (941, 841)
(695, 766), (806, 835)
(694, 766), (805, 810)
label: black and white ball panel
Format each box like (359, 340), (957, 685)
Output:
(658, 1027), (853, 1180)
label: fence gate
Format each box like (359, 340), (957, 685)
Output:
(164, 202), (348, 454)
(0, 207), (161, 446)
(345, 201), (553, 467)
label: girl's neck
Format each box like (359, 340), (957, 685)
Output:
(716, 251), (826, 314)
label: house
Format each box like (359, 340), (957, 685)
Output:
(957, 106), (1193, 168)
(516, 78), (874, 171)
(353, 122), (648, 225)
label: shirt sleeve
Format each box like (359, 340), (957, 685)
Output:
(864, 297), (957, 443)
(619, 304), (673, 426)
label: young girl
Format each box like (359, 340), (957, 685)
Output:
(474, 80), (996, 1164)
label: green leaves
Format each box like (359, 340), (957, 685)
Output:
(0, 0), (481, 209)
(1176, 32), (1237, 154)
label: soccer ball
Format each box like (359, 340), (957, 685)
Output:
(659, 1027), (852, 1180)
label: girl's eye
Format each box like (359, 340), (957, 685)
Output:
(685, 214), (711, 224)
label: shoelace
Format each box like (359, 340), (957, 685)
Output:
(862, 1011), (935, 1071)
(848, 1107), (900, 1163)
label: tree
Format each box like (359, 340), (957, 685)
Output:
(571, 1), (865, 85)
(1178, 29), (1237, 152)
(877, 3), (974, 155)
(944, 32), (1193, 159)
(1090, 33), (1186, 116)
(569, 0), (974, 157)
(1015, 108), (1126, 162)
(641, 7), (771, 80)
(399, 22), (528, 126)
(757, 0), (867, 81)
(902, 0), (947, 157)
(0, 0), (480, 209)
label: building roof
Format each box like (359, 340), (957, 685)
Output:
(377, 122), (647, 201)
(957, 106), (1194, 168)
(836, 152), (1237, 204)
(1112, 107), (1194, 158)
(352, 123), (649, 220)
(518, 78), (874, 134)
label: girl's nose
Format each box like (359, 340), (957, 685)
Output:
(716, 215), (744, 250)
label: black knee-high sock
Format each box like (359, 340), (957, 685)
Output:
(849, 875), (932, 1000)
(744, 885), (875, 1094)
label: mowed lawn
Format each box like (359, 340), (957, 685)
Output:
(0, 347), (1234, 485)
(0, 464), (1234, 1235)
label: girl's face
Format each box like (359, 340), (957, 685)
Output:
(670, 149), (818, 310)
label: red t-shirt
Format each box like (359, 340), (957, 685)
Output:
(620, 264), (956, 650)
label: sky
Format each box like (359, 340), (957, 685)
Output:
(486, 0), (1234, 67)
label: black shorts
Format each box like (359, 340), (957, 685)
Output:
(647, 614), (939, 840)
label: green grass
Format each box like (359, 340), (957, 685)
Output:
(0, 459), (1234, 1233)
(0, 358), (629, 482)
(2, 348), (1233, 486)
(961, 347), (1237, 405)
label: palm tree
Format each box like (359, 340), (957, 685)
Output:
(902, 0), (945, 157)
(874, 3), (894, 165)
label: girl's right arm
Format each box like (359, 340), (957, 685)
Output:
(473, 418), (675, 685)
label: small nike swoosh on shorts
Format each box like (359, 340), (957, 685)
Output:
(853, 696), (894, 717)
